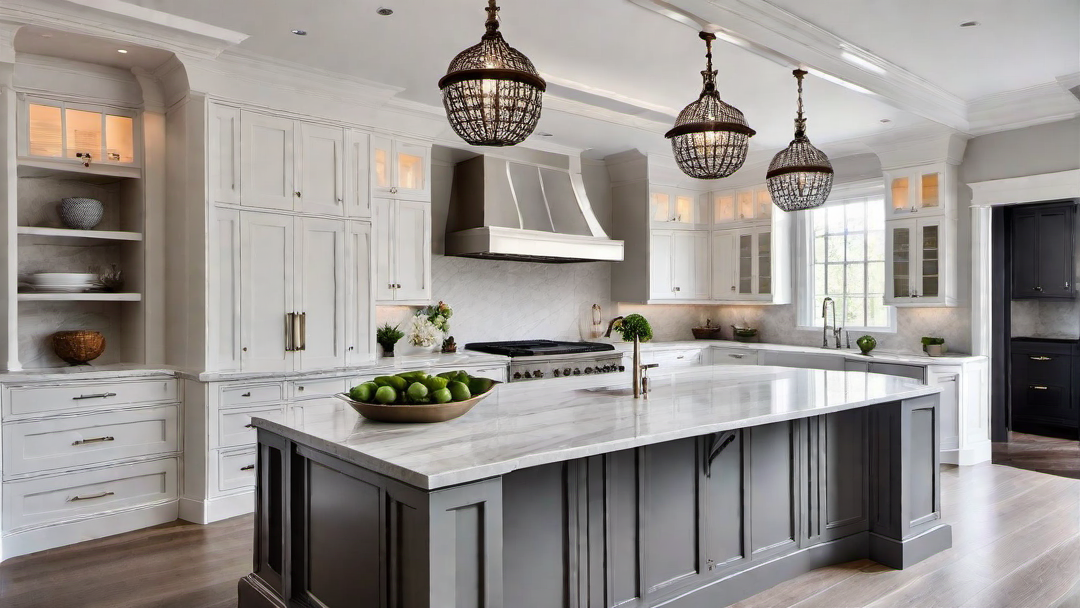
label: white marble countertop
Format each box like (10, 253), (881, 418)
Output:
(608, 339), (985, 365)
(0, 364), (180, 384)
(253, 364), (940, 490)
(190, 351), (509, 382)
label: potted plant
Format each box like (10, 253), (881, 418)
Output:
(376, 323), (404, 357)
(613, 314), (653, 399)
(921, 336), (946, 357)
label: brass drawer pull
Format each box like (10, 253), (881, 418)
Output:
(241, 392), (252, 397)
(72, 436), (115, 446)
(1031, 385), (1050, 390)
(69, 491), (114, 502)
(729, 353), (745, 359)
(73, 392), (117, 400)
(240, 464), (255, 471)
(1029, 356), (1053, 361)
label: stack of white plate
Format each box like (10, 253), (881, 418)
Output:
(27, 273), (98, 293)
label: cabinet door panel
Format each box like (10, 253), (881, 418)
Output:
(644, 438), (698, 591)
(241, 112), (295, 210)
(395, 141), (430, 199)
(240, 212), (294, 371)
(712, 230), (736, 299)
(214, 208), (242, 370)
(607, 450), (642, 605)
(1011, 210), (1039, 296)
(1037, 207), (1072, 297)
(298, 123), (344, 216)
(672, 232), (697, 299)
(345, 130), (370, 218)
(918, 221), (941, 299)
(749, 422), (795, 555)
(737, 232), (754, 295)
(705, 431), (744, 567)
(210, 104), (241, 205)
(824, 410), (867, 536)
(372, 198), (395, 301)
(757, 229), (772, 296)
(691, 231), (710, 299)
(394, 200), (431, 302)
(297, 218), (347, 370)
(887, 221), (915, 300)
(650, 231), (674, 299)
(346, 221), (374, 365)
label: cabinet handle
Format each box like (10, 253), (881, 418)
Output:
(1066, 282), (1071, 289)
(674, 286), (681, 292)
(390, 186), (398, 194)
(729, 354), (745, 359)
(72, 436), (115, 446)
(242, 392), (251, 397)
(1031, 385), (1049, 390)
(298, 312), (307, 351)
(69, 491), (114, 502)
(244, 423), (254, 428)
(240, 464), (255, 471)
(1034, 286), (1043, 292)
(1030, 356), (1053, 361)
(294, 191), (302, 197)
(73, 392), (117, 400)
(285, 313), (295, 352)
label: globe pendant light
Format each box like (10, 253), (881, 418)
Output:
(766, 69), (834, 211)
(666, 32), (756, 179)
(438, 0), (546, 147)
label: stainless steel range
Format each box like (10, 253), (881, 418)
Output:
(465, 340), (625, 382)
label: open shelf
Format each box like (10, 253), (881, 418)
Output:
(17, 292), (141, 302)
(17, 158), (141, 183)
(17, 226), (143, 245)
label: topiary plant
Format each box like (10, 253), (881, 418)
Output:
(615, 314), (653, 343)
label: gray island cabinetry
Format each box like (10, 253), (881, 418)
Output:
(238, 365), (950, 608)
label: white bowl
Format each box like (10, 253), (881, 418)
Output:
(29, 273), (97, 286)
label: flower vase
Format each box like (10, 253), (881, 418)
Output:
(380, 343), (396, 358)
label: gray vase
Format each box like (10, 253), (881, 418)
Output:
(60, 198), (103, 230)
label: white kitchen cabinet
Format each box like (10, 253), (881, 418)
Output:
(297, 123), (344, 216)
(209, 104), (241, 206)
(712, 186), (772, 227)
(346, 221), (375, 366)
(344, 129), (371, 218)
(373, 197), (432, 304)
(238, 211), (353, 372)
(371, 135), (431, 200)
(649, 230), (709, 301)
(213, 208), (242, 371)
(885, 163), (955, 217)
(761, 350), (847, 371)
(650, 188), (707, 228)
(711, 230), (737, 300)
(713, 224), (788, 304)
(885, 216), (956, 306)
(240, 111), (295, 211)
(238, 110), (346, 215)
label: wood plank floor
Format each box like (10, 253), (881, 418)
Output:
(0, 462), (1077, 608)
(993, 431), (1080, 480)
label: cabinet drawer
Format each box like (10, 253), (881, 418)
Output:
(218, 447), (258, 493)
(218, 404), (285, 449)
(1018, 383), (1076, 424)
(289, 377), (348, 400)
(220, 383), (284, 407)
(427, 363), (509, 383)
(4, 378), (178, 418)
(1015, 352), (1072, 385)
(868, 362), (925, 382)
(712, 348), (757, 364)
(2, 458), (177, 531)
(3, 405), (179, 477)
(644, 349), (703, 368)
(291, 398), (351, 428)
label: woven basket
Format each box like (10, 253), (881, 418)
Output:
(52, 330), (106, 365)
(692, 326), (724, 340)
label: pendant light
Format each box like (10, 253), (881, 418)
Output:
(766, 69), (834, 211)
(439, 0), (546, 147)
(666, 32), (755, 179)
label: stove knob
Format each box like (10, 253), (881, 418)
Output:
(553, 369), (561, 377)
(602, 365), (612, 372)
(573, 368), (581, 376)
(584, 367), (593, 374)
(564, 368), (572, 376)
(513, 372), (522, 380)
(523, 371), (532, 379)
(534, 370), (544, 378)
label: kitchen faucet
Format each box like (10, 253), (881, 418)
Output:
(603, 316), (624, 338)
(822, 297), (841, 349)
(601, 316), (654, 397)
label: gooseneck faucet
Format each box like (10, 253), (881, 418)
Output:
(822, 297), (841, 349)
(603, 316), (624, 338)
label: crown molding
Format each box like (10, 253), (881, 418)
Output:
(865, 125), (968, 169)
(0, 0), (246, 59)
(968, 80), (1080, 136)
(969, 169), (1080, 207)
(629, 0), (969, 132)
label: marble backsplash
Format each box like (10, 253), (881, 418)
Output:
(1011, 299), (1080, 339)
(376, 255), (720, 355)
(18, 302), (125, 369)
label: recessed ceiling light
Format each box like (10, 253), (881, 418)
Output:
(117, 49), (128, 54)
(377, 7), (394, 16)
(960, 21), (979, 27)
(880, 118), (891, 123)
(291, 29), (308, 36)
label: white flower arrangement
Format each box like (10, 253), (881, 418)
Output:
(407, 315), (441, 347)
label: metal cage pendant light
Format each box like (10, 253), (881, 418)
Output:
(766, 69), (834, 211)
(666, 32), (756, 179)
(438, 0), (546, 147)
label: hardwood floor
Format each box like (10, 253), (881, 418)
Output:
(1, 462), (1077, 608)
(993, 431), (1080, 479)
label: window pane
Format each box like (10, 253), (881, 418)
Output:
(866, 230), (885, 261)
(814, 264), (825, 295)
(845, 296), (865, 327)
(846, 233), (865, 261)
(868, 262), (885, 293)
(826, 236), (845, 262)
(814, 235), (825, 262)
(826, 264), (844, 293)
(846, 263), (865, 295)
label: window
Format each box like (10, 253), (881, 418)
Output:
(802, 194), (894, 331)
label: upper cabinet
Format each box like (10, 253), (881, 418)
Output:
(344, 130), (371, 218)
(371, 135), (431, 201)
(885, 164), (955, 217)
(1011, 202), (1077, 300)
(712, 187), (772, 226)
(373, 197), (432, 304)
(20, 96), (139, 167)
(712, 221), (790, 304)
(297, 123), (345, 216)
(650, 188), (708, 229)
(649, 230), (710, 300)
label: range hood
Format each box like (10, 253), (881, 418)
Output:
(445, 155), (624, 263)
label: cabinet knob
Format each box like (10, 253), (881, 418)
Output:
(1034, 286), (1044, 292)
(294, 191), (302, 197)
(390, 186), (398, 194)
(242, 347), (248, 352)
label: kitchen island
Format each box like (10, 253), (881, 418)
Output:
(238, 365), (950, 608)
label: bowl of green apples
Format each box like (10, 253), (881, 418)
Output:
(337, 369), (500, 423)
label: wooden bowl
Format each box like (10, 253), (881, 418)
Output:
(335, 385), (498, 423)
(692, 327), (724, 340)
(52, 330), (105, 365)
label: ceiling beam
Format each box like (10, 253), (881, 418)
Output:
(627, 0), (970, 133)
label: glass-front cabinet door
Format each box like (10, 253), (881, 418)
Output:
(886, 166), (947, 216)
(737, 232), (754, 295)
(887, 219), (914, 302)
(713, 192), (735, 225)
(370, 136), (430, 199)
(886, 217), (949, 305)
(21, 97), (138, 166)
(652, 188), (702, 227)
(919, 221), (940, 299)
(757, 229), (772, 296)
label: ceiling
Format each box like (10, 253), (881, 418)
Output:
(18, 0), (1080, 158)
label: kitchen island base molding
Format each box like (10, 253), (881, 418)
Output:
(239, 395), (948, 608)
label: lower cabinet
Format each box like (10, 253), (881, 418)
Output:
(1011, 338), (1079, 438)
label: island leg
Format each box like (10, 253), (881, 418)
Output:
(868, 394), (953, 568)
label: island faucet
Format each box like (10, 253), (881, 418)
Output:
(822, 297), (841, 349)
(603, 316), (624, 338)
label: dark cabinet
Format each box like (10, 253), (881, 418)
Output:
(1011, 201), (1077, 299)
(1010, 338), (1080, 439)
